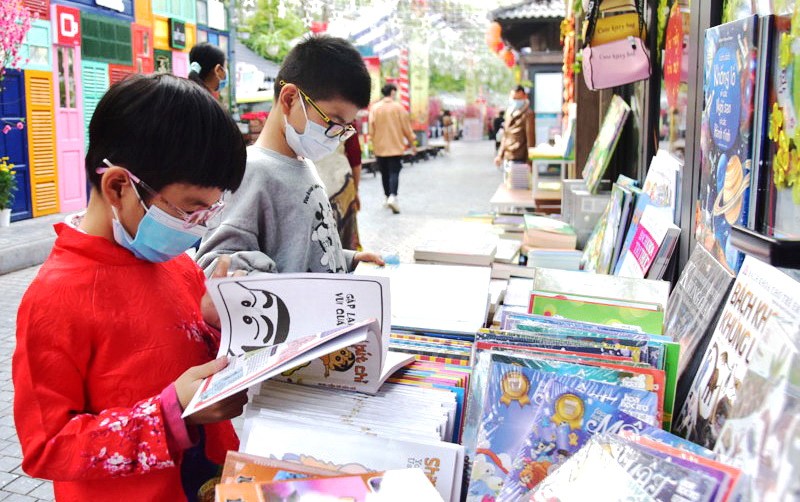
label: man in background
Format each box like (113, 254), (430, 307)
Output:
(495, 86), (535, 167)
(369, 83), (417, 214)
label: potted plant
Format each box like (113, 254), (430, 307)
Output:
(0, 156), (17, 227)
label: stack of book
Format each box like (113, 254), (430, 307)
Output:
(413, 238), (498, 267)
(461, 311), (680, 500)
(529, 432), (741, 501)
(522, 214), (577, 250)
(217, 447), (446, 501)
(526, 248), (582, 271)
(504, 161), (530, 190)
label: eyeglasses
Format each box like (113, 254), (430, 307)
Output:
(281, 80), (357, 142)
(96, 159), (225, 228)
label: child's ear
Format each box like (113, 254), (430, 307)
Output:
(278, 84), (298, 116)
(100, 167), (131, 209)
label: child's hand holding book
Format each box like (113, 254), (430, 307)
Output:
(175, 356), (248, 425)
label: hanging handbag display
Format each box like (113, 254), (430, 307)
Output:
(581, 0), (652, 90)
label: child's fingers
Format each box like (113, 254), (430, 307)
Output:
(190, 356), (229, 380)
(211, 256), (232, 278)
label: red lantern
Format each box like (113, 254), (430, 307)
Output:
(486, 21), (503, 53)
(502, 48), (516, 68)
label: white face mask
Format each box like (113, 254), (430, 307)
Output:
(284, 98), (340, 161)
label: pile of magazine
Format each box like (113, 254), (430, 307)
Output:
(214, 451), (444, 501)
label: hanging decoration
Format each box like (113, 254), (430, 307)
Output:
(486, 21), (504, 53)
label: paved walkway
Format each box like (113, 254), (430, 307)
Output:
(0, 139), (501, 500)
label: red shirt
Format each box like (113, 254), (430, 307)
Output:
(13, 224), (238, 501)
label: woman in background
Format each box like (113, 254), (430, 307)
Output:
(188, 43), (228, 96)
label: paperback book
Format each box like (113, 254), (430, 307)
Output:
(582, 95), (632, 194)
(695, 15), (760, 272)
(673, 256), (800, 449)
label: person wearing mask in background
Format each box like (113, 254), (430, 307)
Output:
(196, 36), (384, 274)
(315, 134), (364, 251)
(441, 110), (454, 153)
(495, 86), (535, 167)
(369, 83), (417, 214)
(188, 43), (228, 96)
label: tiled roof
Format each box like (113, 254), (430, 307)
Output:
(491, 0), (566, 21)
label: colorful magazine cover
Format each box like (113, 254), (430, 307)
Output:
(695, 15), (760, 272)
(582, 95), (632, 194)
(466, 361), (659, 501)
(498, 380), (661, 501)
(581, 183), (628, 274)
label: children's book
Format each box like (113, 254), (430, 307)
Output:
(219, 451), (339, 485)
(665, 244), (735, 416)
(580, 184), (623, 274)
(215, 468), (443, 502)
(528, 290), (666, 336)
(695, 15), (760, 272)
(644, 226), (681, 280)
(243, 414), (463, 502)
(498, 379), (660, 500)
(759, 14), (800, 238)
(713, 311), (800, 501)
(530, 267), (671, 312)
(183, 319), (378, 416)
(673, 256), (800, 449)
(615, 205), (681, 279)
(581, 95), (631, 194)
(614, 150), (680, 275)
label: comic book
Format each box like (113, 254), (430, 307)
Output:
(582, 95), (632, 194)
(614, 151), (680, 275)
(466, 363), (658, 501)
(673, 256), (800, 449)
(219, 451), (339, 485)
(499, 380), (659, 501)
(666, 244), (736, 418)
(695, 16), (760, 272)
(215, 468), (443, 502)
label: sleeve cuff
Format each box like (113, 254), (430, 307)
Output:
(160, 384), (200, 455)
(343, 250), (358, 272)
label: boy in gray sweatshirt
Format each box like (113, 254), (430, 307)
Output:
(196, 36), (383, 273)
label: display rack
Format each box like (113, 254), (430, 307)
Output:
(730, 225), (800, 269)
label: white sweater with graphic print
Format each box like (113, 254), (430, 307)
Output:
(196, 146), (356, 274)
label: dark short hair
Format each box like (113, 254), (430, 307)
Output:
(275, 36), (371, 109)
(188, 43), (226, 87)
(85, 73), (246, 193)
(381, 83), (397, 97)
(514, 85), (527, 94)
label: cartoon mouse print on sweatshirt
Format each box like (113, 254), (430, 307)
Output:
(305, 183), (346, 273)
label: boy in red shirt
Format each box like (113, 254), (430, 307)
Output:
(13, 74), (248, 501)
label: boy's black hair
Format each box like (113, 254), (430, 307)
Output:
(381, 83), (397, 97)
(514, 85), (527, 94)
(188, 43), (226, 88)
(85, 73), (246, 193)
(275, 36), (371, 109)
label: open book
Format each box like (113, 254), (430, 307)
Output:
(183, 274), (415, 416)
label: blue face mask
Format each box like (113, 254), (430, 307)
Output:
(217, 69), (228, 91)
(112, 204), (208, 263)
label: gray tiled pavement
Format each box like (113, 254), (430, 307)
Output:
(0, 139), (501, 500)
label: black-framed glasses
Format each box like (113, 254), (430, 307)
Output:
(96, 159), (225, 228)
(281, 80), (357, 142)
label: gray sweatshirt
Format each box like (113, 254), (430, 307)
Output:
(196, 146), (356, 274)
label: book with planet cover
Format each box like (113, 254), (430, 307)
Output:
(695, 15), (760, 273)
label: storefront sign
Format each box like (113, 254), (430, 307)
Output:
(409, 37), (429, 130)
(55, 5), (81, 46)
(170, 18), (186, 50)
(95, 0), (125, 13)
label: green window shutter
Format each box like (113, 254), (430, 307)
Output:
(81, 13), (133, 66)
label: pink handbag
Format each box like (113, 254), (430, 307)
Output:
(581, 0), (652, 90)
(582, 36), (652, 90)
